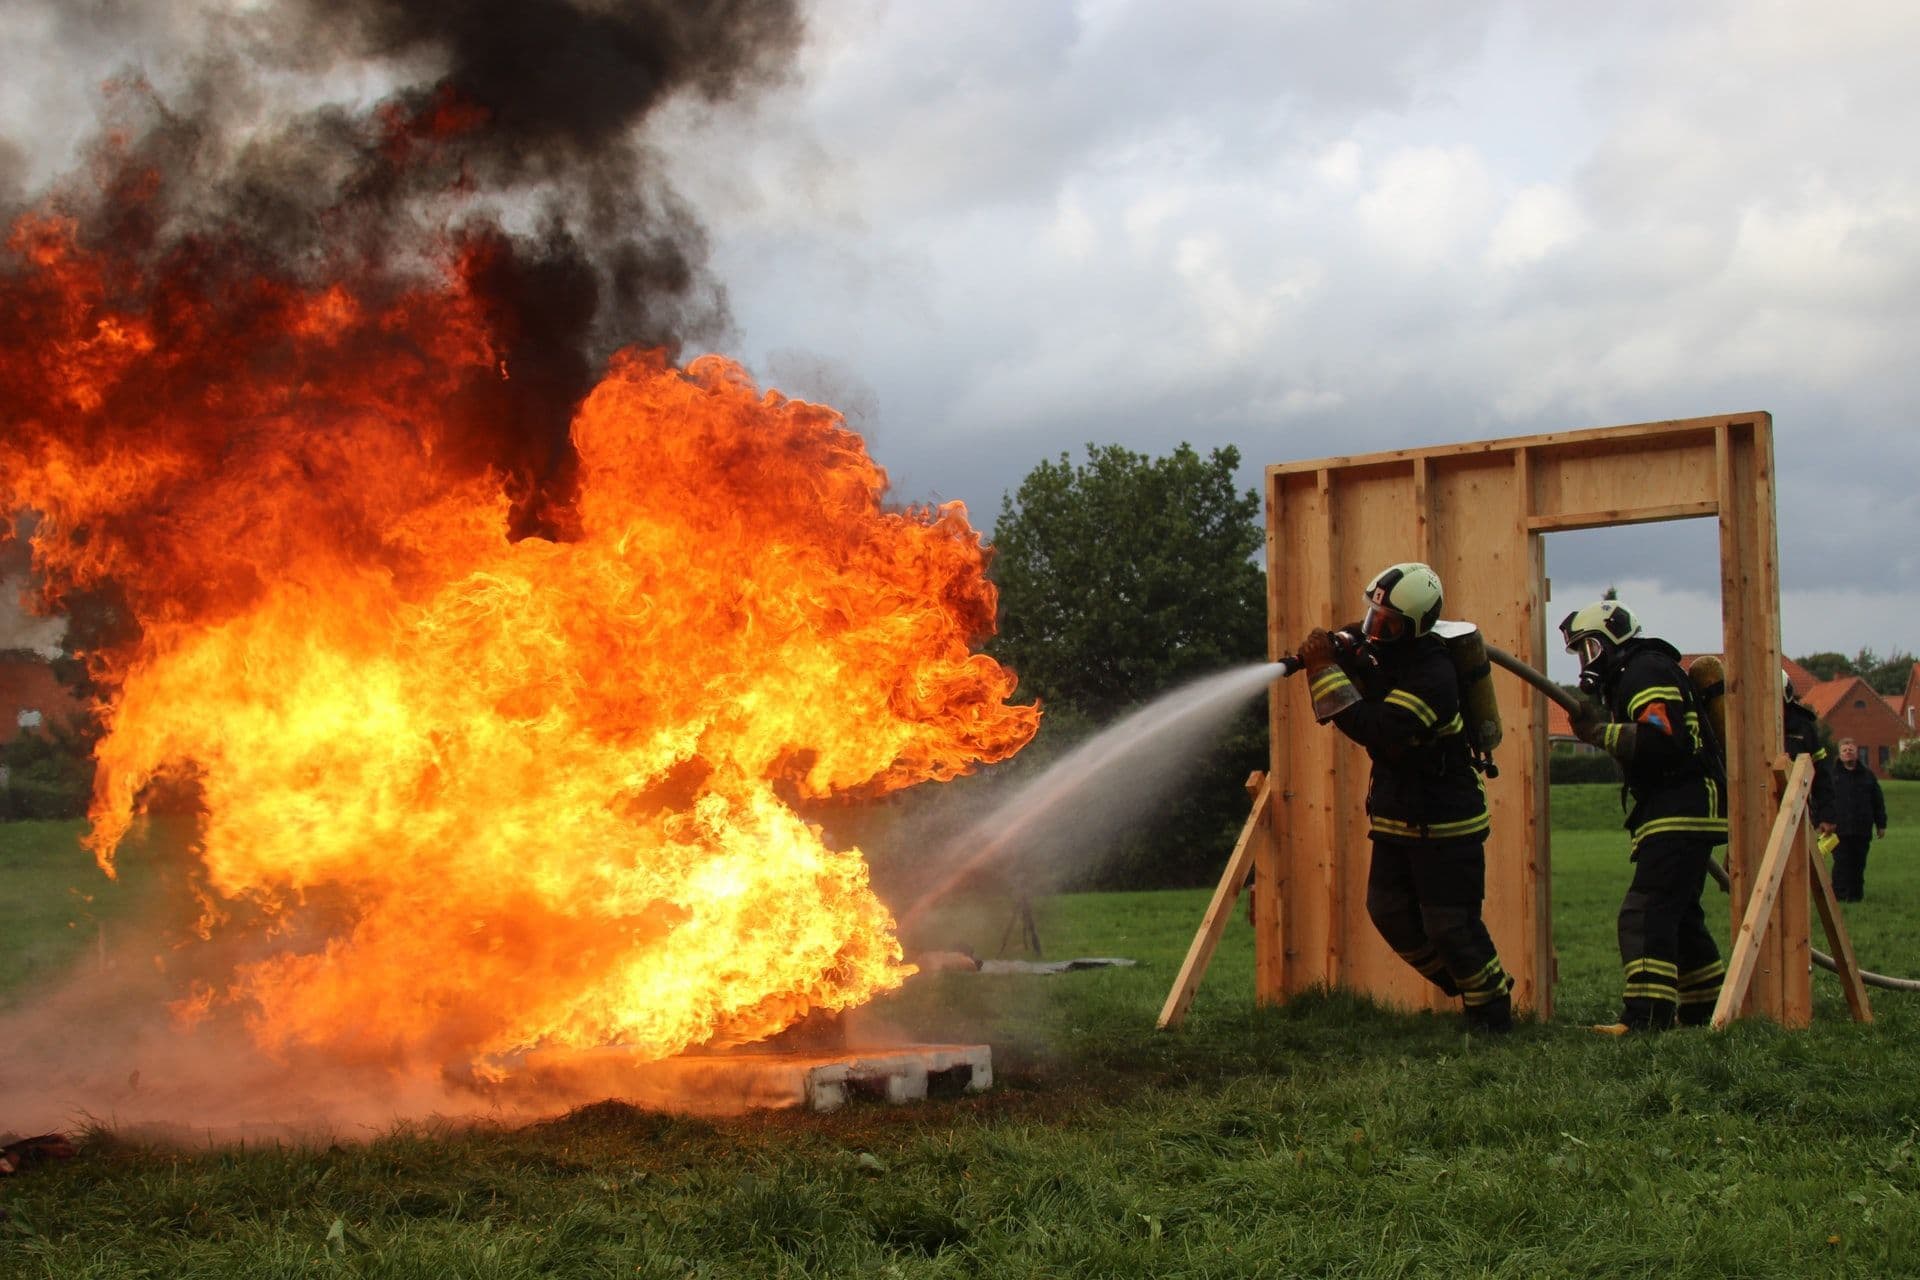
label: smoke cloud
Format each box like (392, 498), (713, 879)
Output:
(3, 0), (803, 541)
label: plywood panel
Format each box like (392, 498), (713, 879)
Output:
(1526, 429), (1721, 528)
(1426, 453), (1542, 1015)
(1325, 465), (1426, 1004)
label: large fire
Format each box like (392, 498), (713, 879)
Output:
(0, 201), (1039, 1074)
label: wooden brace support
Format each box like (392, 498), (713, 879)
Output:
(1156, 772), (1272, 1030)
(1712, 753), (1872, 1028)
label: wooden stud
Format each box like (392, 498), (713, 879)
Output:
(1255, 473), (1292, 1005)
(1157, 773), (1272, 1030)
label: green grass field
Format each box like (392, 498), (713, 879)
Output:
(2, 786), (1919, 1277)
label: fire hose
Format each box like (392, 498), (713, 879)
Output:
(1281, 639), (1920, 994)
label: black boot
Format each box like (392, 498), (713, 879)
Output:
(1463, 994), (1513, 1033)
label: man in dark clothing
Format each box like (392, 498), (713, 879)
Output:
(1300, 561), (1513, 1032)
(1563, 600), (1726, 1032)
(1782, 676), (1834, 834)
(1829, 738), (1888, 902)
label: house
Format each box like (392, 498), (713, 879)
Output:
(1, 538), (83, 749)
(1801, 675), (1908, 778)
(0, 651), (86, 747)
(1897, 661), (1920, 740)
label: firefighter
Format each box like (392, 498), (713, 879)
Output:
(1782, 673), (1835, 837)
(1299, 562), (1513, 1032)
(1562, 600), (1726, 1032)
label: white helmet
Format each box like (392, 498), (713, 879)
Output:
(1362, 562), (1444, 643)
(1558, 599), (1641, 657)
(1559, 599), (1641, 693)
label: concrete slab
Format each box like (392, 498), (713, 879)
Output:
(514, 1042), (993, 1115)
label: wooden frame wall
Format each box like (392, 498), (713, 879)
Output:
(1258, 413), (1804, 1024)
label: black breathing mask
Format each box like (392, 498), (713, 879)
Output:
(1573, 634), (1618, 698)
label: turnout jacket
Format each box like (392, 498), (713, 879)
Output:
(1782, 699), (1834, 827)
(1324, 632), (1489, 844)
(1830, 761), (1887, 836)
(1601, 638), (1728, 853)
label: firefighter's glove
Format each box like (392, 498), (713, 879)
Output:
(1299, 627), (1339, 672)
(1572, 700), (1636, 762)
(1569, 700), (1607, 745)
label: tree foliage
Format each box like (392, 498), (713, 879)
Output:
(990, 443), (1265, 719)
(1791, 648), (1918, 697)
(1890, 742), (1920, 782)
(986, 443), (1267, 888)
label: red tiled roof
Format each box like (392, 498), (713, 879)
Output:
(1782, 657), (1821, 695)
(0, 655), (86, 743)
(1800, 676), (1861, 719)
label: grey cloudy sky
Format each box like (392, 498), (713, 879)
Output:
(654, 0), (1920, 679)
(5, 1), (1916, 682)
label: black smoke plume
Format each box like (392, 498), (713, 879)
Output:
(4, 0), (803, 535)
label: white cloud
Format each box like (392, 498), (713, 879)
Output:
(1485, 182), (1586, 270)
(1045, 192), (1101, 261)
(1355, 144), (1497, 267)
(1314, 139), (1362, 188)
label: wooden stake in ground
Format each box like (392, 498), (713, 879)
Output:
(1157, 772), (1271, 1030)
(1712, 752), (1871, 1028)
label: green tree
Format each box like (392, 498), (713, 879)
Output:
(990, 443), (1265, 718)
(1890, 741), (1920, 782)
(1796, 651), (1854, 683)
(987, 443), (1267, 888)
(1852, 647), (1917, 697)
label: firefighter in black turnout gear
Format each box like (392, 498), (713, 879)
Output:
(1782, 673), (1835, 837)
(1562, 600), (1727, 1032)
(1300, 562), (1513, 1032)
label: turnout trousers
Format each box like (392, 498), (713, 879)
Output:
(1831, 833), (1871, 902)
(1618, 833), (1725, 1028)
(1366, 836), (1512, 1029)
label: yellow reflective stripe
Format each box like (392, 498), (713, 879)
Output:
(1679, 960), (1726, 985)
(1677, 989), (1718, 1005)
(1814, 746), (1829, 761)
(1384, 688), (1437, 727)
(1463, 957), (1503, 987)
(1629, 815), (1729, 850)
(1624, 984), (1679, 1002)
(1602, 724), (1625, 753)
(1310, 668), (1353, 698)
(1627, 685), (1683, 715)
(1624, 958), (1679, 979)
(1459, 957), (1510, 1002)
(1370, 812), (1491, 839)
(1435, 712), (1464, 737)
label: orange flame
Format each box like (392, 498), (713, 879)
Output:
(1, 209), (1038, 1072)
